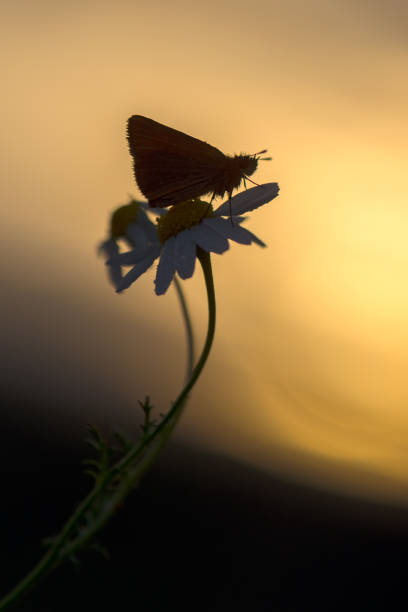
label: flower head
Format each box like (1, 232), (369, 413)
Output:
(99, 199), (162, 290)
(100, 183), (279, 295)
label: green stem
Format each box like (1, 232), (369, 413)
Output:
(173, 275), (195, 382)
(0, 474), (111, 610)
(106, 248), (216, 475)
(64, 250), (216, 556)
(0, 249), (216, 611)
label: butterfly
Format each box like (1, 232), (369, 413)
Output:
(127, 115), (268, 208)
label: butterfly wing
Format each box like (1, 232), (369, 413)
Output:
(127, 116), (228, 206)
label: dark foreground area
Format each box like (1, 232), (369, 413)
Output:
(1, 408), (408, 612)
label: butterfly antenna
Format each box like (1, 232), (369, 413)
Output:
(251, 149), (272, 161)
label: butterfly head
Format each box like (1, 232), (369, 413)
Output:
(236, 149), (270, 179)
(237, 154), (258, 178)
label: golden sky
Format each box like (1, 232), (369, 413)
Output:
(2, 0), (408, 505)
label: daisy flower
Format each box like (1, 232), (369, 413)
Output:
(101, 183), (279, 296)
(99, 199), (162, 289)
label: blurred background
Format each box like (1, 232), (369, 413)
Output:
(1, 0), (408, 609)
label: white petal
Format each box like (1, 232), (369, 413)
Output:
(134, 210), (160, 243)
(240, 228), (266, 247)
(99, 239), (123, 289)
(135, 199), (164, 215)
(107, 265), (123, 289)
(155, 236), (176, 295)
(229, 216), (266, 246)
(142, 202), (167, 216)
(231, 215), (246, 224)
(216, 183), (279, 216)
(99, 238), (119, 259)
(203, 218), (252, 245)
(111, 244), (160, 266)
(117, 247), (161, 292)
(174, 230), (197, 279)
(207, 218), (266, 247)
(189, 224), (229, 254)
(126, 224), (151, 248)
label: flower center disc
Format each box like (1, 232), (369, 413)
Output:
(157, 200), (215, 244)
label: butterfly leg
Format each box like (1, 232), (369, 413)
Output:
(228, 192), (236, 225)
(203, 192), (216, 217)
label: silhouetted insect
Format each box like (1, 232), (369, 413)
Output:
(127, 115), (269, 207)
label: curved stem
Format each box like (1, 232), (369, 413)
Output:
(0, 249), (216, 611)
(173, 275), (195, 382)
(112, 248), (216, 474)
